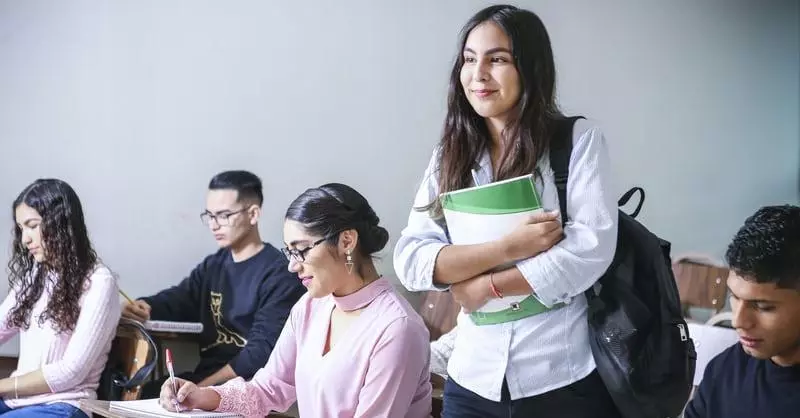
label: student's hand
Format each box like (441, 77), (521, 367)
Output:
(500, 211), (564, 261)
(450, 275), (491, 313)
(121, 300), (151, 322)
(159, 377), (221, 412)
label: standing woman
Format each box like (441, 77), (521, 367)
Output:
(394, 5), (621, 418)
(0, 179), (121, 417)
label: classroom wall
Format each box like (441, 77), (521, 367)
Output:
(0, 0), (797, 356)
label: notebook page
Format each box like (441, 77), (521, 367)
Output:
(109, 399), (241, 417)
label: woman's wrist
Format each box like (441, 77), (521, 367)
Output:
(198, 387), (222, 411)
(0, 377), (13, 397)
(488, 272), (503, 299)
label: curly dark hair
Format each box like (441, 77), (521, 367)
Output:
(7, 179), (98, 333)
(725, 205), (800, 289)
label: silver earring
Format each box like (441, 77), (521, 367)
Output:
(345, 250), (354, 274)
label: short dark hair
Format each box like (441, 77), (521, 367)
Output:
(208, 170), (263, 206)
(285, 183), (389, 257)
(725, 205), (800, 289)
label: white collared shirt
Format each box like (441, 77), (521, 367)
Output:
(394, 118), (619, 401)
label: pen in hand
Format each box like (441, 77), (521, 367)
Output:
(166, 348), (182, 413)
(119, 289), (134, 304)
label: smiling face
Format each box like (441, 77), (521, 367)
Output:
(282, 220), (357, 298)
(459, 21), (521, 123)
(727, 270), (800, 365)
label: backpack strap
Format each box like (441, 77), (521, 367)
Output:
(550, 116), (584, 225)
(618, 186), (645, 219)
(549, 116), (598, 302)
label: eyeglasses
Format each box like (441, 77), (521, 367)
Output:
(200, 208), (246, 226)
(281, 234), (336, 263)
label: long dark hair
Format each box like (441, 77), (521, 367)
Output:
(7, 179), (98, 333)
(285, 183), (389, 276)
(428, 4), (562, 216)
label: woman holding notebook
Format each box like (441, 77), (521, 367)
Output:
(0, 179), (121, 417)
(393, 5), (620, 418)
(160, 183), (432, 417)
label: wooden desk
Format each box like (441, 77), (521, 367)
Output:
(146, 331), (198, 380)
(81, 400), (295, 418)
(81, 400), (138, 418)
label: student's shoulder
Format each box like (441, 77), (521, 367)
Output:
(83, 262), (120, 295)
(196, 247), (231, 268)
(568, 116), (605, 146)
(415, 143), (443, 179)
(258, 243), (288, 266)
(374, 279), (430, 338)
(706, 343), (750, 380)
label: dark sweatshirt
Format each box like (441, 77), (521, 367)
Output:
(141, 243), (306, 380)
(684, 343), (800, 418)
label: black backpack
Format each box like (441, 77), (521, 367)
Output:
(550, 116), (697, 418)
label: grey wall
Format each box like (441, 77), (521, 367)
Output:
(0, 0), (797, 356)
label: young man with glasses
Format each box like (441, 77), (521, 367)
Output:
(122, 170), (307, 398)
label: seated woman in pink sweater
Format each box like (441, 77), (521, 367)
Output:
(0, 179), (121, 417)
(159, 183), (433, 418)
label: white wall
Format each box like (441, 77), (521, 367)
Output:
(0, 0), (797, 356)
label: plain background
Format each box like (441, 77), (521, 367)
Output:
(0, 0), (798, 356)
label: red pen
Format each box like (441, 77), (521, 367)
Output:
(165, 348), (181, 412)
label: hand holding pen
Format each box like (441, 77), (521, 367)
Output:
(158, 366), (221, 413)
(166, 349), (182, 412)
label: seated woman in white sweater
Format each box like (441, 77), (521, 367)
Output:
(0, 179), (121, 418)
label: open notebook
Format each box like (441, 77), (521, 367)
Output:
(142, 320), (203, 334)
(109, 399), (241, 417)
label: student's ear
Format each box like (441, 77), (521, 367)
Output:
(248, 204), (261, 226)
(338, 229), (359, 255)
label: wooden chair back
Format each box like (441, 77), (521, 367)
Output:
(672, 254), (730, 319)
(416, 290), (461, 341)
(106, 324), (154, 401)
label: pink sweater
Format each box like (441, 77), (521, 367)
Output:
(0, 264), (121, 415)
(211, 277), (432, 418)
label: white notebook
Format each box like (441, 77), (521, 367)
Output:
(109, 399), (241, 417)
(441, 174), (545, 313)
(143, 320), (204, 334)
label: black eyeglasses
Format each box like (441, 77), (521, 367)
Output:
(200, 208), (246, 226)
(281, 234), (336, 263)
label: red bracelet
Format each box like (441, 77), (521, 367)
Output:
(488, 273), (503, 299)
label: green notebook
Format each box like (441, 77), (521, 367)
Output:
(441, 174), (542, 216)
(441, 174), (543, 313)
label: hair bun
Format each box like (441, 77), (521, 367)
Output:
(363, 224), (390, 254)
(287, 183), (388, 256)
(359, 204), (380, 226)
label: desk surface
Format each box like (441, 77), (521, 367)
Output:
(81, 400), (297, 418)
(687, 322), (738, 386)
(81, 400), (135, 418)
